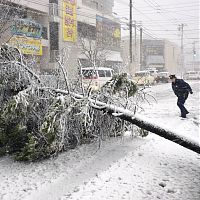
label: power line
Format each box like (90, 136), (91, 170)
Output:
(115, 0), (199, 10)
(3, 0), (198, 44)
(145, 29), (200, 31)
(2, 0), (162, 40)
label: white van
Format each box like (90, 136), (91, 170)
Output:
(81, 67), (113, 90)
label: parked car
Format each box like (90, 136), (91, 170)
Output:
(81, 67), (113, 90)
(183, 71), (200, 80)
(155, 72), (170, 83)
(146, 68), (158, 78)
(133, 71), (155, 86)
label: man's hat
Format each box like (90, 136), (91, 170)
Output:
(169, 74), (176, 79)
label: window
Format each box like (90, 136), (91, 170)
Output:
(82, 70), (97, 79)
(78, 22), (96, 40)
(49, 3), (58, 16)
(82, 0), (98, 10)
(49, 0), (58, 3)
(105, 70), (111, 77)
(98, 70), (106, 77)
(41, 26), (48, 40)
(135, 72), (147, 77)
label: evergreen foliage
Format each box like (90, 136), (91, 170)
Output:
(103, 73), (138, 97)
(0, 45), (144, 162)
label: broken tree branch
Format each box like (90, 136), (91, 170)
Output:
(44, 88), (200, 154)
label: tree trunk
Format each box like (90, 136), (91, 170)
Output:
(96, 102), (200, 154)
(50, 89), (200, 154)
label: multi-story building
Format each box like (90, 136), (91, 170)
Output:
(0, 0), (49, 73)
(76, 0), (122, 73)
(121, 37), (180, 75)
(142, 39), (180, 74)
(1, 0), (122, 78)
(82, 0), (114, 14)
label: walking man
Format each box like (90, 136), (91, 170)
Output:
(169, 75), (193, 118)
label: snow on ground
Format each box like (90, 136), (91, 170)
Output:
(0, 137), (147, 200)
(60, 135), (200, 200)
(137, 81), (200, 143)
(0, 81), (199, 200)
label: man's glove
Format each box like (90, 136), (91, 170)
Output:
(190, 91), (193, 94)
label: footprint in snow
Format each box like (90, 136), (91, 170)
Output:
(162, 178), (169, 182)
(159, 182), (167, 188)
(138, 153), (143, 156)
(146, 190), (152, 195)
(167, 188), (176, 194)
(73, 187), (80, 193)
(83, 181), (88, 185)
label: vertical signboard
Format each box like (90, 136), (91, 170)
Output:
(63, 0), (77, 42)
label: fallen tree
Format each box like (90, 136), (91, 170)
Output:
(48, 88), (200, 154)
(0, 45), (199, 162)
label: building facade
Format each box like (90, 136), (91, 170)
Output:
(1, 0), (122, 79)
(0, 0), (49, 73)
(121, 37), (180, 75)
(142, 39), (180, 74)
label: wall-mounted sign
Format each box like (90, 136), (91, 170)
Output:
(63, 0), (77, 42)
(11, 19), (42, 39)
(9, 36), (42, 56)
(96, 15), (121, 50)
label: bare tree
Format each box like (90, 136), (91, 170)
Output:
(77, 22), (109, 69)
(0, 0), (25, 44)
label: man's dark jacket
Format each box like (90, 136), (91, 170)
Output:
(172, 79), (192, 97)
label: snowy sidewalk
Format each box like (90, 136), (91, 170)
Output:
(0, 136), (146, 200)
(0, 81), (199, 200)
(138, 81), (200, 142)
(60, 135), (200, 200)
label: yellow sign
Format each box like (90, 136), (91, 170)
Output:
(63, 0), (77, 42)
(113, 28), (121, 38)
(9, 36), (42, 55)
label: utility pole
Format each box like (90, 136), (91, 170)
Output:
(178, 23), (186, 76)
(129, 0), (133, 64)
(134, 20), (137, 60)
(139, 27), (143, 70)
(193, 41), (196, 71)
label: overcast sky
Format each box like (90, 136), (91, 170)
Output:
(113, 0), (199, 59)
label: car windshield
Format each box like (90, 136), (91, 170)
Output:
(82, 69), (97, 78)
(105, 70), (112, 77)
(135, 72), (147, 77)
(98, 70), (106, 77)
(159, 72), (168, 76)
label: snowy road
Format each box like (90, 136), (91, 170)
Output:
(137, 81), (200, 142)
(0, 81), (199, 200)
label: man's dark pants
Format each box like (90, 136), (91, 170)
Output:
(177, 93), (189, 118)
